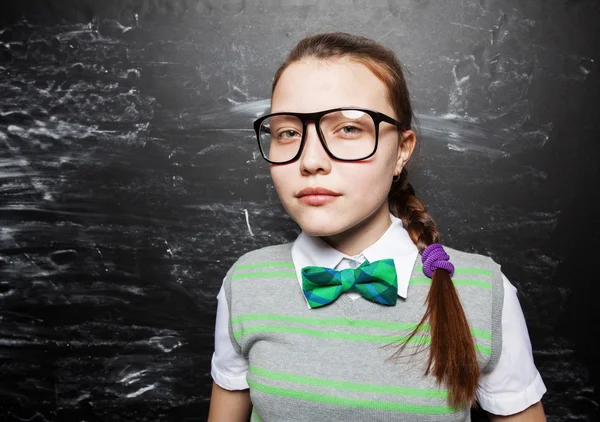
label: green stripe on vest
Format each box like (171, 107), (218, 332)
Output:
(410, 276), (492, 290)
(234, 325), (491, 355)
(247, 378), (459, 415)
(231, 313), (492, 341)
(250, 365), (449, 399)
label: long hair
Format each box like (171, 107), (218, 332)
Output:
(270, 32), (479, 408)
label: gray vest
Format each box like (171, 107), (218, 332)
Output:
(224, 243), (504, 421)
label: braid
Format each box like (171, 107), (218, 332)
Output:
(389, 169), (438, 252)
(388, 168), (480, 408)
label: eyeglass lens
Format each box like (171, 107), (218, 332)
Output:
(258, 109), (377, 163)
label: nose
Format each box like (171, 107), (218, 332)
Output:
(298, 122), (332, 175)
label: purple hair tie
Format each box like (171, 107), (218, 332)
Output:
(422, 244), (455, 278)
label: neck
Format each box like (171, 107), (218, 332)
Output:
(321, 204), (392, 256)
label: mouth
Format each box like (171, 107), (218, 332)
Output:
(296, 187), (341, 206)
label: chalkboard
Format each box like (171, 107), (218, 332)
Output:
(0, 0), (598, 420)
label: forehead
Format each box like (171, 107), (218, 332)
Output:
(271, 57), (392, 115)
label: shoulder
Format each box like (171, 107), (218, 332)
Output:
(442, 245), (502, 271)
(224, 242), (294, 278)
(223, 242), (296, 328)
(234, 242), (294, 265)
(440, 244), (504, 302)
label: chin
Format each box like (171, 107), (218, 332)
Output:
(301, 227), (339, 237)
(294, 215), (349, 237)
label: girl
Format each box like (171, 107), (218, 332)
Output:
(208, 32), (546, 421)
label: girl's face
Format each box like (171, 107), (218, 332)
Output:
(269, 57), (415, 254)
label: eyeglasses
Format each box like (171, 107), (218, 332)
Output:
(253, 107), (404, 164)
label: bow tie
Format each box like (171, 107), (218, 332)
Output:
(301, 259), (398, 308)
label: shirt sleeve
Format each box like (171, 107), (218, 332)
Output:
(476, 274), (547, 415)
(210, 278), (250, 390)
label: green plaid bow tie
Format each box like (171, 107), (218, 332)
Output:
(301, 259), (398, 308)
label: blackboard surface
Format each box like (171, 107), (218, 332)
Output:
(0, 1), (598, 420)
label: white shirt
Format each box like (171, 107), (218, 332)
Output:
(211, 214), (546, 416)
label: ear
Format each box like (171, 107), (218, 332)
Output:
(395, 130), (416, 175)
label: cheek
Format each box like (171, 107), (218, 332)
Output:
(269, 165), (295, 196)
(340, 161), (393, 195)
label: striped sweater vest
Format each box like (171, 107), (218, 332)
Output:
(224, 242), (504, 421)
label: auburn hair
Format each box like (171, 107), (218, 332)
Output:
(270, 32), (479, 408)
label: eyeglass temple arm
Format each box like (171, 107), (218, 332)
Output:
(379, 114), (404, 129)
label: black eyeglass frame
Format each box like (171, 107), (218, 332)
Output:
(253, 107), (404, 165)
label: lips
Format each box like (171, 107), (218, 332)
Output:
(297, 187), (341, 198)
(296, 187), (341, 206)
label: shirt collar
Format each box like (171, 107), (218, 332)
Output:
(291, 213), (419, 304)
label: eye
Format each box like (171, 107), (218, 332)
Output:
(340, 125), (361, 134)
(278, 129), (301, 139)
